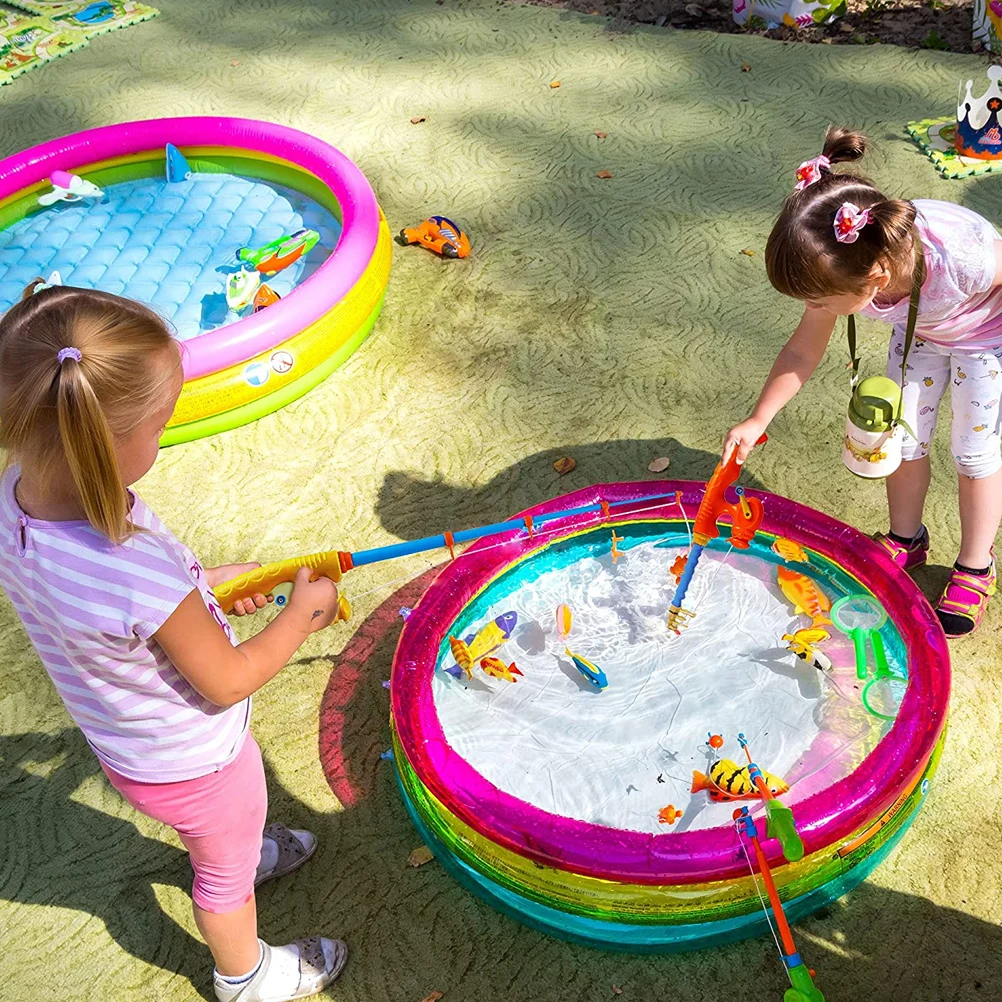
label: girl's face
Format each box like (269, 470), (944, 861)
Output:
(116, 351), (184, 487)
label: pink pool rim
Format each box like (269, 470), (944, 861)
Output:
(391, 480), (950, 885)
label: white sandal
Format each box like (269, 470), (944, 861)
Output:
(254, 823), (317, 887)
(213, 937), (348, 1002)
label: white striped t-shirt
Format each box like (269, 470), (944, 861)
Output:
(0, 467), (250, 783)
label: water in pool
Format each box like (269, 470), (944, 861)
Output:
(0, 173), (341, 339)
(432, 526), (904, 835)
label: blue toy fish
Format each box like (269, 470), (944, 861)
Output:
(165, 143), (192, 183)
(564, 647), (608, 690)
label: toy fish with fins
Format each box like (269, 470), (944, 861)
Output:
(253, 283), (281, 313)
(691, 759), (789, 802)
(784, 626), (833, 672)
(658, 804), (683, 825)
(777, 566), (831, 628)
(772, 537), (809, 564)
(449, 612), (518, 677)
(670, 553), (688, 585)
(564, 647), (608, 690)
(226, 268), (261, 311)
(480, 657), (523, 683)
(239, 228), (320, 275)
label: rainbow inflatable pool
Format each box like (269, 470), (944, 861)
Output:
(0, 117), (391, 445)
(390, 481), (949, 952)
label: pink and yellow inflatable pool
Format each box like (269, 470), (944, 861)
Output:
(0, 117), (391, 445)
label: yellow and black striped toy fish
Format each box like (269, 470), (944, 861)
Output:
(691, 759), (789, 802)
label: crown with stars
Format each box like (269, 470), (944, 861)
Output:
(956, 65), (1002, 160)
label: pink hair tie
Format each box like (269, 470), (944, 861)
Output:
(794, 155), (830, 192)
(834, 202), (872, 244)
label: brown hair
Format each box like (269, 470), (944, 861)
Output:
(0, 283), (179, 543)
(765, 126), (917, 301)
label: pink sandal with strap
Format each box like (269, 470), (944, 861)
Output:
(935, 551), (997, 638)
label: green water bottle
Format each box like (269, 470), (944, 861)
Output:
(842, 376), (903, 479)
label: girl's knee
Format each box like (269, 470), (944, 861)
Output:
(953, 451), (1002, 479)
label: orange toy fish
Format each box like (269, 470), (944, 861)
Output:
(670, 553), (688, 585)
(772, 537), (809, 564)
(555, 604), (573, 641)
(692, 760), (789, 802)
(480, 657), (523, 683)
(253, 283), (281, 313)
(449, 636), (475, 679)
(658, 805), (683, 825)
(777, 566), (832, 628)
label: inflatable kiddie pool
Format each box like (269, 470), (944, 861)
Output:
(0, 117), (391, 445)
(390, 481), (949, 952)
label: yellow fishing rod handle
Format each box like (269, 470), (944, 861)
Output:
(214, 551), (344, 614)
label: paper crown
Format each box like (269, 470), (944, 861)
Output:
(956, 65), (1002, 160)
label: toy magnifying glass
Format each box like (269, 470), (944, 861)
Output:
(831, 594), (907, 721)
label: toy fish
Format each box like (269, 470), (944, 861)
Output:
(165, 143), (192, 183)
(691, 759), (789, 802)
(772, 538), (809, 564)
(786, 641), (833, 674)
(226, 268), (261, 311)
(670, 553), (688, 585)
(239, 228), (320, 276)
(777, 566), (832, 627)
(480, 657), (523, 683)
(658, 805), (683, 825)
(253, 283), (282, 313)
(564, 647), (608, 690)
(450, 612), (518, 675)
(555, 604), (573, 641)
(37, 170), (104, 207)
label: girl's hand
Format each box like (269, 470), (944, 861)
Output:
(205, 563), (272, 617)
(286, 566), (341, 635)
(723, 418), (768, 466)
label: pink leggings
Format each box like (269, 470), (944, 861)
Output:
(102, 734), (268, 913)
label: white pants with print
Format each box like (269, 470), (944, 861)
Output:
(890, 329), (1002, 479)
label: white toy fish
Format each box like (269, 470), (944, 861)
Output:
(38, 171), (104, 207)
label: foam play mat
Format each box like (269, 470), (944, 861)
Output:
(905, 117), (1002, 179)
(0, 1), (158, 86)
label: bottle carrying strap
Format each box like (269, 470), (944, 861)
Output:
(847, 240), (925, 436)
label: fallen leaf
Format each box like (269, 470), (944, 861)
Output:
(740, 62), (751, 71)
(420, 994), (444, 1002)
(596, 169), (614, 179)
(612, 988), (623, 996)
(408, 845), (435, 867)
(231, 60), (240, 67)
(740, 248), (755, 256)
(684, 3), (704, 14)
(553, 456), (576, 475)
(648, 457), (671, 473)
(595, 131), (608, 139)
(550, 80), (561, 88)
(410, 116), (427, 125)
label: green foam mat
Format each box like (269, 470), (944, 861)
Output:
(906, 116), (1002, 180)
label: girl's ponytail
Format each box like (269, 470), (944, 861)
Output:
(54, 352), (131, 543)
(820, 126), (867, 166)
(867, 198), (918, 253)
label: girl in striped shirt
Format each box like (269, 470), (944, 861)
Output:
(724, 126), (1002, 638)
(0, 283), (346, 1002)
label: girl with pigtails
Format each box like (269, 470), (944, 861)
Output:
(0, 282), (347, 1001)
(725, 126), (1002, 637)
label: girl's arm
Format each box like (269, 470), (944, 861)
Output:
(991, 241), (1002, 286)
(154, 566), (340, 708)
(722, 305), (837, 464)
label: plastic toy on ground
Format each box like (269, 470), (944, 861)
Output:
(0, 117), (391, 445)
(400, 215), (470, 258)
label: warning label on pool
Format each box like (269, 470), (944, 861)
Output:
(244, 362), (270, 387)
(270, 350), (294, 374)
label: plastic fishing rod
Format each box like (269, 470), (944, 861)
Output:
(215, 490), (681, 614)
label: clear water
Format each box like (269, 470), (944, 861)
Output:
(432, 522), (906, 836)
(0, 173), (341, 339)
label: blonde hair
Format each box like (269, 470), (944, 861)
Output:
(766, 126), (917, 301)
(0, 283), (179, 543)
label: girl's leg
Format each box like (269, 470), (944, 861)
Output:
(957, 468), (1002, 569)
(879, 334), (949, 554)
(886, 456), (932, 539)
(194, 897), (261, 976)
